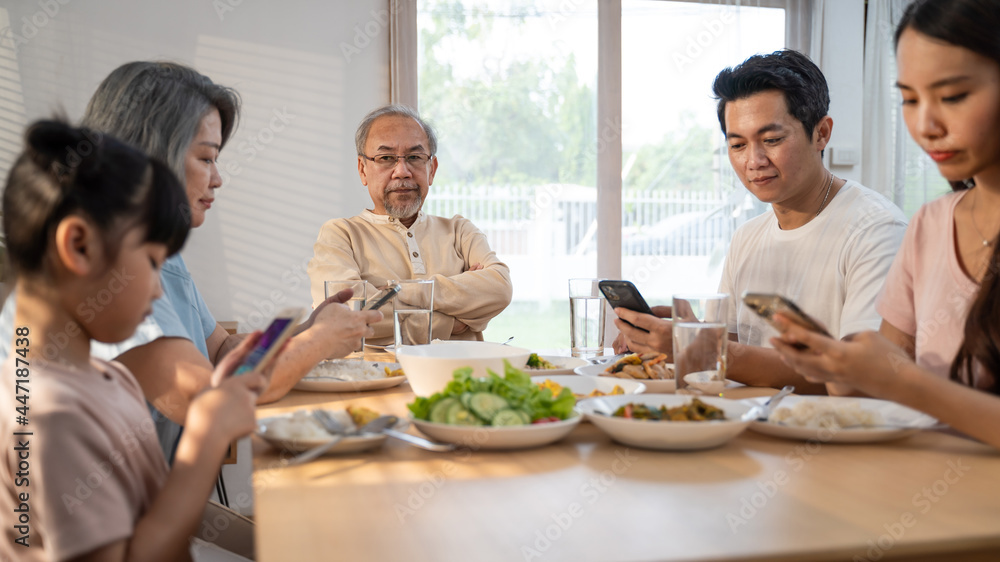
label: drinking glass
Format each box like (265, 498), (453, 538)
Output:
(568, 278), (606, 358)
(672, 294), (728, 395)
(393, 279), (434, 350)
(325, 280), (367, 358)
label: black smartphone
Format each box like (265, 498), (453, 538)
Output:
(742, 293), (832, 348)
(599, 280), (654, 332)
(233, 307), (305, 376)
(364, 284), (401, 311)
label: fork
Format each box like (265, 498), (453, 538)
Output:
(287, 412), (350, 466)
(312, 409), (347, 434)
(316, 410), (454, 452)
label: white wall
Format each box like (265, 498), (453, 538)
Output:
(817, 0), (866, 182)
(0, 0), (389, 329)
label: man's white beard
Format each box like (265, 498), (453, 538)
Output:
(384, 188), (423, 220)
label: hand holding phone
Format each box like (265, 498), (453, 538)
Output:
(599, 280), (655, 333)
(364, 284), (401, 311)
(742, 293), (831, 348)
(232, 307), (305, 376)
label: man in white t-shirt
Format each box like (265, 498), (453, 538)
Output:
(614, 50), (907, 392)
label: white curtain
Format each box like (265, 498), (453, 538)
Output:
(861, 0), (912, 202)
(862, 0), (950, 213)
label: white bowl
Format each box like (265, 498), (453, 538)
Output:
(577, 394), (751, 451)
(410, 414), (582, 450)
(683, 371), (725, 395)
(530, 374), (646, 397)
(575, 363), (676, 393)
(395, 341), (532, 397)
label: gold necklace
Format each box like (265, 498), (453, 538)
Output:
(815, 172), (835, 217)
(970, 188), (996, 247)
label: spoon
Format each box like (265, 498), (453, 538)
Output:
(742, 385), (795, 422)
(501, 336), (514, 346)
(289, 414), (397, 465)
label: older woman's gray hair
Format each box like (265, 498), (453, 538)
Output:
(355, 104), (438, 157)
(81, 61), (241, 181)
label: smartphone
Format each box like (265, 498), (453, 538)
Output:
(233, 307), (305, 376)
(599, 280), (653, 332)
(364, 284), (401, 311)
(742, 292), (832, 345)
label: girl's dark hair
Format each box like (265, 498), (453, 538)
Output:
(3, 120), (190, 277)
(895, 0), (1000, 393)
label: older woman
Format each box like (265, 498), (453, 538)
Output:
(1, 61), (381, 460)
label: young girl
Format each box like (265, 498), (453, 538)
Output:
(1, 121), (266, 561)
(772, 0), (1000, 448)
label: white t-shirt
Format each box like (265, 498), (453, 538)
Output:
(718, 181), (907, 347)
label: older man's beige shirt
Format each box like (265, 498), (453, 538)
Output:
(308, 210), (513, 345)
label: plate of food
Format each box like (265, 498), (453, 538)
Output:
(577, 394), (752, 450)
(743, 395), (940, 443)
(575, 352), (676, 393)
(523, 353), (589, 375)
(256, 406), (405, 454)
(293, 360), (406, 392)
(407, 364), (582, 450)
(531, 374), (645, 399)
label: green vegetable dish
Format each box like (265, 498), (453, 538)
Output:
(613, 398), (726, 421)
(526, 353), (556, 369)
(408, 361), (576, 426)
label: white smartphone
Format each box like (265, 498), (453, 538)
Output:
(233, 307), (305, 375)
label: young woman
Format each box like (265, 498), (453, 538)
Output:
(0, 121), (264, 561)
(772, 0), (1000, 448)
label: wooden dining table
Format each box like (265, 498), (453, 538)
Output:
(252, 368), (1000, 562)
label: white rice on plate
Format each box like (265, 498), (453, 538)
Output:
(769, 400), (883, 429)
(307, 360), (388, 381)
(264, 410), (356, 440)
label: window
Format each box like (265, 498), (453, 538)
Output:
(417, 0), (790, 348)
(620, 1), (784, 302)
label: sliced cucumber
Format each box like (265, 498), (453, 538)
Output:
(468, 392), (510, 422)
(517, 410), (532, 424)
(492, 409), (528, 426)
(446, 402), (484, 426)
(459, 392), (473, 409)
(430, 397), (459, 424)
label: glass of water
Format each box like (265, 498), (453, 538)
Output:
(568, 278), (607, 358)
(325, 280), (367, 358)
(672, 294), (728, 395)
(393, 279), (434, 350)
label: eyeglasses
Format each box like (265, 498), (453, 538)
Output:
(361, 153), (433, 169)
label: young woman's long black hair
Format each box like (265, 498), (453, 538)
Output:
(896, 0), (1000, 392)
(3, 120), (190, 277)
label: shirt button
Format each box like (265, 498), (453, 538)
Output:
(407, 232), (413, 238)
(389, 217), (394, 222)
(412, 252), (419, 258)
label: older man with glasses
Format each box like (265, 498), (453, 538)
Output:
(308, 105), (513, 345)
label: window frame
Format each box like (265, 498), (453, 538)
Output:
(394, 0), (812, 287)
